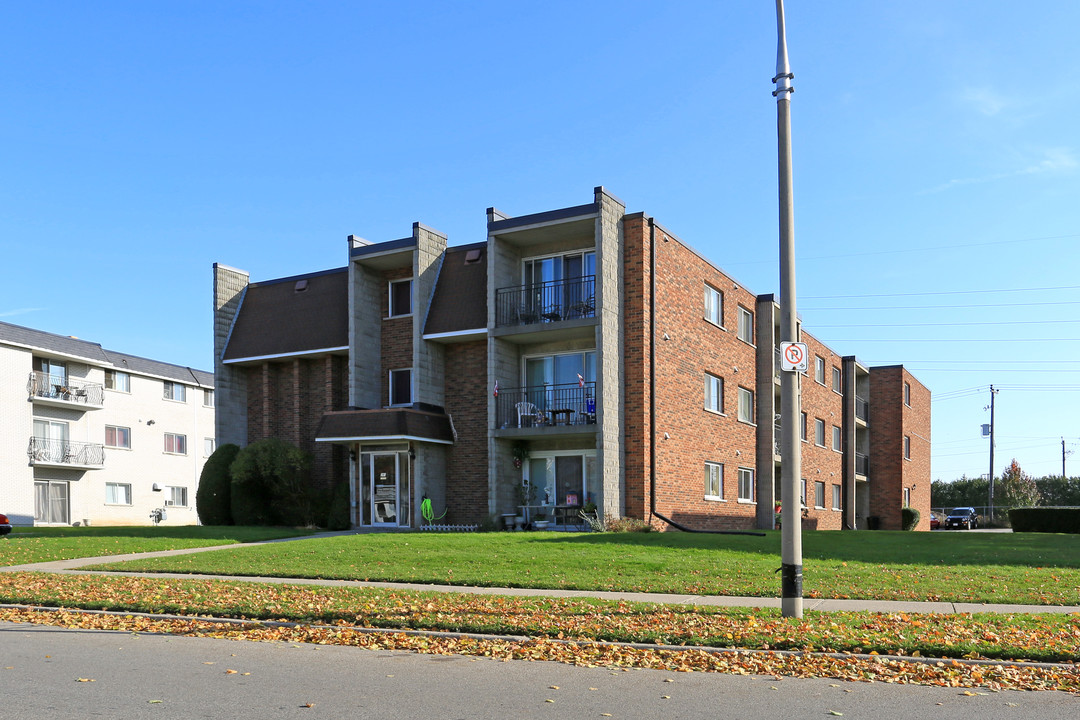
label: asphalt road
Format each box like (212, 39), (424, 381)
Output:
(2, 621), (1076, 719)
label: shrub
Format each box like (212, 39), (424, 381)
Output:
(901, 507), (921, 531)
(604, 517), (653, 533)
(1009, 507), (1080, 534)
(325, 480), (351, 531)
(229, 438), (312, 525)
(196, 444), (240, 526)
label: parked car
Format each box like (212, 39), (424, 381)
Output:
(929, 512), (941, 530)
(944, 507), (979, 530)
(0, 513), (11, 536)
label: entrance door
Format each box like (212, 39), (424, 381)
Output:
(360, 453), (402, 526)
(35, 480), (69, 524)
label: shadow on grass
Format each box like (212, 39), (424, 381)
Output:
(9, 526), (310, 543)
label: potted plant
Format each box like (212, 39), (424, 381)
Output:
(532, 513), (551, 530)
(511, 441), (529, 469)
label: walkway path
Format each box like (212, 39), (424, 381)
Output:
(4, 532), (1077, 615)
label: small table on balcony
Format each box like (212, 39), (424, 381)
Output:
(547, 408), (573, 426)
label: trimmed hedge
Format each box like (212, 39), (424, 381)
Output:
(1009, 507), (1080, 533)
(196, 444), (240, 526)
(901, 507), (921, 531)
(229, 438), (311, 526)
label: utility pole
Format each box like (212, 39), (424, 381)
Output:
(1064, 437), (1068, 479)
(774, 0), (802, 619)
(986, 385), (999, 523)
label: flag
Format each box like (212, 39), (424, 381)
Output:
(577, 373), (585, 388)
(493, 380), (499, 397)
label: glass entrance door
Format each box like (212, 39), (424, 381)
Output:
(360, 453), (405, 526)
(35, 480), (69, 524)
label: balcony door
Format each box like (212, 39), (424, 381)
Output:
(35, 480), (69, 524)
(523, 252), (596, 320)
(32, 418), (69, 462)
(524, 351), (595, 412)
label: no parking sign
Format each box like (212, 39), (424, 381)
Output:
(779, 342), (807, 372)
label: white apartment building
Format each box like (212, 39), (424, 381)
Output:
(1, 321), (215, 526)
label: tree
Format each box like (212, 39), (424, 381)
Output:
(1034, 476), (1080, 506)
(931, 475), (988, 509)
(229, 438), (312, 525)
(997, 459), (1041, 509)
(196, 443), (240, 525)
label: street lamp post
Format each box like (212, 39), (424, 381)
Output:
(774, 0), (803, 619)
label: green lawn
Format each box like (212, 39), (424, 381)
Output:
(88, 529), (1080, 606)
(0, 526), (311, 566)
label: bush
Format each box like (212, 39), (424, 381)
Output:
(324, 480), (351, 531)
(604, 517), (653, 533)
(901, 507), (921, 531)
(1009, 507), (1080, 533)
(229, 438), (312, 525)
(196, 444), (240, 526)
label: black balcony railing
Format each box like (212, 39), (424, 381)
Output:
(495, 275), (596, 328)
(27, 436), (105, 466)
(855, 395), (868, 421)
(27, 372), (104, 406)
(496, 382), (597, 429)
(856, 452), (869, 476)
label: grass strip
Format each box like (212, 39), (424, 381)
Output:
(2, 572), (1078, 664)
(87, 530), (1080, 606)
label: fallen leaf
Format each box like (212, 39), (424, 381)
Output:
(225, 669), (238, 674)
(549, 685), (560, 690)
(149, 700), (163, 704)
(829, 712), (843, 717)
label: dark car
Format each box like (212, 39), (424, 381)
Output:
(0, 513), (11, 536)
(945, 507), (979, 530)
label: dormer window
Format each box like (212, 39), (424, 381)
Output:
(389, 279), (412, 317)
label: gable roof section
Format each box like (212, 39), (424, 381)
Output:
(0, 320), (112, 364)
(223, 267), (349, 362)
(103, 349), (214, 387)
(423, 242), (487, 336)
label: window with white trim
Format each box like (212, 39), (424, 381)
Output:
(705, 462), (724, 500)
(903, 382), (911, 406)
(105, 482), (131, 505)
(389, 368), (412, 406)
(800, 478), (807, 506)
(738, 467), (755, 502)
(704, 284), (723, 327)
(105, 425), (131, 449)
(163, 381), (186, 402)
(832, 484), (842, 510)
(814, 356), (826, 384)
(737, 306), (754, 343)
(204, 438), (216, 457)
(203, 389), (215, 407)
(815, 480), (826, 509)
(105, 370), (130, 392)
(165, 486), (188, 507)
(904, 435), (911, 460)
(389, 279), (412, 317)
(737, 387), (754, 424)
(705, 373), (724, 413)
(164, 433), (187, 455)
(832, 366), (842, 393)
(832, 425), (842, 452)
(800, 411), (807, 441)
(814, 418), (826, 447)
(903, 487), (911, 507)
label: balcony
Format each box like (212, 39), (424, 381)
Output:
(495, 275), (596, 329)
(27, 437), (105, 469)
(495, 382), (597, 435)
(855, 452), (869, 477)
(27, 372), (104, 409)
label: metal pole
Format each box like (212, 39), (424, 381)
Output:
(774, 0), (802, 619)
(988, 385), (997, 524)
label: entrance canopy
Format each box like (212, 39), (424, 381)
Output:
(315, 407), (455, 445)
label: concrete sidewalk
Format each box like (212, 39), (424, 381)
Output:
(3, 533), (1078, 616)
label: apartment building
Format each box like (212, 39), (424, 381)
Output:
(214, 187), (930, 532)
(0, 321), (215, 527)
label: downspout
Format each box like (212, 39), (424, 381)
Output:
(647, 218), (763, 536)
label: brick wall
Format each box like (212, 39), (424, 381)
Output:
(798, 334), (846, 530)
(868, 366), (932, 530)
(443, 340), (488, 524)
(623, 216), (762, 531)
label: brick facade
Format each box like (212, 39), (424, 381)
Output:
(443, 341), (488, 524)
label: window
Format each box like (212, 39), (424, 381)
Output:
(390, 368), (412, 406)
(814, 418), (826, 447)
(800, 479), (807, 506)
(832, 366), (842, 393)
(800, 411), (807, 441)
(389, 279), (412, 317)
(105, 370), (130, 392)
(105, 425), (131, 449)
(737, 306), (754, 343)
(165, 486), (189, 507)
(903, 487), (911, 507)
(204, 438), (216, 457)
(705, 462), (724, 500)
(105, 482), (132, 505)
(832, 425), (842, 452)
(832, 484), (842, 510)
(814, 356), (826, 384)
(164, 433), (187, 455)
(32, 418), (68, 462)
(705, 373), (724, 413)
(704, 284), (723, 326)
(815, 480), (826, 509)
(34, 480), (69, 524)
(163, 381), (186, 402)
(738, 467), (755, 502)
(737, 387), (754, 423)
(904, 435), (911, 460)
(903, 382), (911, 406)
(203, 388), (215, 407)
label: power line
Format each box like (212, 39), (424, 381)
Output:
(804, 300), (1080, 310)
(805, 284), (1080, 300)
(815, 319), (1080, 329)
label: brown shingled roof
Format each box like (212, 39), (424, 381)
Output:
(224, 268), (348, 361)
(315, 408), (455, 444)
(424, 243), (487, 336)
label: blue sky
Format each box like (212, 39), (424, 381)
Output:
(3, 1), (1078, 483)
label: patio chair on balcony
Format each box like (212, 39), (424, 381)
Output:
(568, 296), (595, 319)
(516, 306), (541, 325)
(515, 401), (544, 428)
